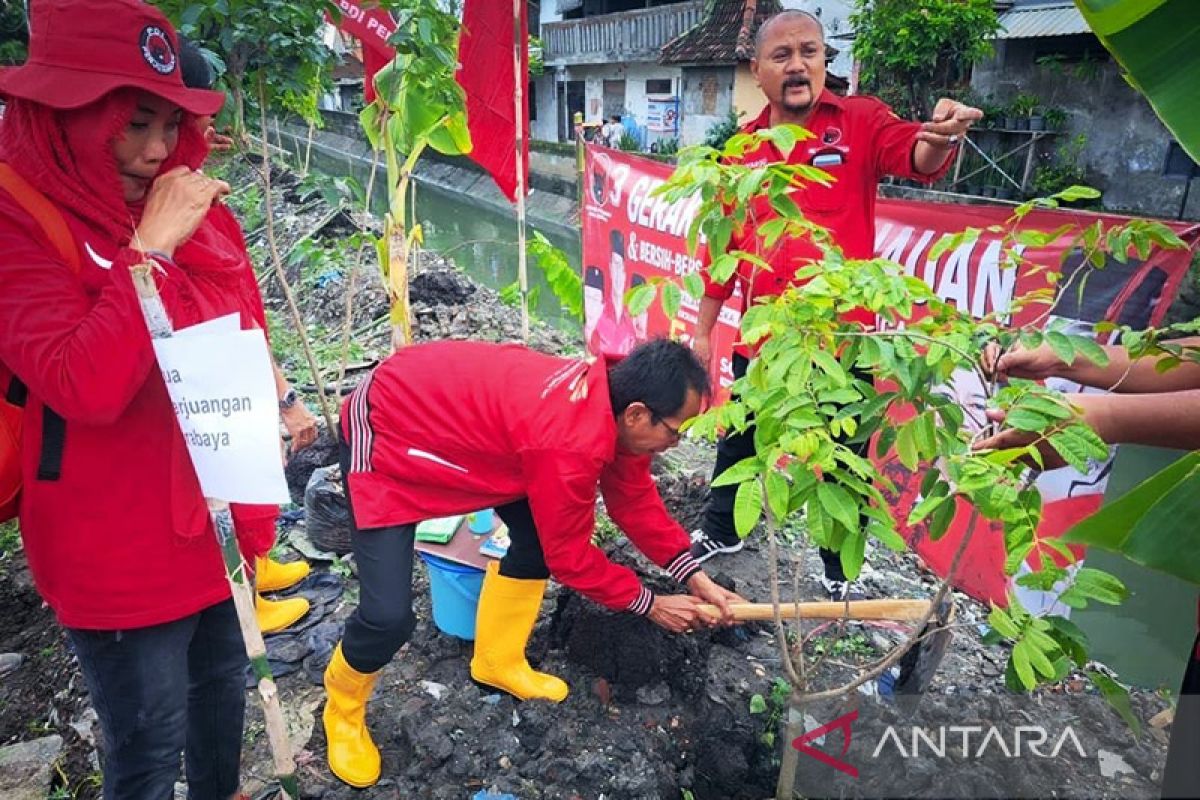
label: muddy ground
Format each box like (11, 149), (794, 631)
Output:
(0, 150), (1179, 800)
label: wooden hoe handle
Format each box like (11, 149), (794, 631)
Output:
(696, 599), (932, 622)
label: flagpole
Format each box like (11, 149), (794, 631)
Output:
(513, 0), (529, 342)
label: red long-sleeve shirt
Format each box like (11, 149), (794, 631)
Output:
(0, 190), (276, 630)
(703, 92), (955, 355)
(341, 341), (701, 613)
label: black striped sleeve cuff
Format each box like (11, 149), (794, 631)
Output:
(626, 585), (654, 615)
(665, 550), (703, 584)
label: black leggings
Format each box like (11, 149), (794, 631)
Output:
(337, 438), (550, 673)
(701, 353), (872, 582)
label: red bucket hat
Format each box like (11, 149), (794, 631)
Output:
(0, 0), (223, 115)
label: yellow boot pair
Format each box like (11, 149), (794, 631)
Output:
(320, 563), (566, 788)
(470, 562), (569, 702)
(323, 644), (381, 787)
(255, 556), (310, 634)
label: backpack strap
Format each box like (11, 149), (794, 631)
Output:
(0, 162), (84, 482)
(0, 164), (81, 274)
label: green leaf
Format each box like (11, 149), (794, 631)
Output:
(1086, 670), (1141, 737)
(661, 281), (682, 320)
(1011, 640), (1037, 690)
(1069, 336), (1110, 368)
(988, 605), (1020, 639)
(359, 103), (384, 151)
(765, 470), (790, 521)
(927, 500), (957, 541)
(1070, 567), (1128, 605)
(1004, 408), (1050, 433)
(749, 694), (767, 714)
(817, 482), (859, 534)
(710, 456), (762, 488)
(734, 479), (763, 538)
(1044, 331), (1076, 368)
(682, 272), (705, 300)
(811, 350), (847, 385)
(427, 111), (473, 155)
(625, 282), (657, 317)
(1064, 452), (1200, 585)
(840, 530), (866, 580)
(907, 485), (951, 526)
(1052, 185), (1102, 203)
(896, 422), (919, 471)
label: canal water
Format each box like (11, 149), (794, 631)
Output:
(374, 167), (1190, 692)
(383, 179), (582, 330)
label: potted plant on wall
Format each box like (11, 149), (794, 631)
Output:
(1043, 107), (1069, 132)
(1011, 93), (1040, 131)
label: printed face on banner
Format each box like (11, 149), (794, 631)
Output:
(582, 146), (739, 394)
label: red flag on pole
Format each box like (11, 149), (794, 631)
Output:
(456, 0), (529, 202)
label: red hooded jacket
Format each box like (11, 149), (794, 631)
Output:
(342, 341), (701, 614)
(0, 94), (276, 630)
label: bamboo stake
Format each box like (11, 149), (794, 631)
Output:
(513, 0), (530, 342)
(129, 263), (299, 799)
(697, 599), (932, 623)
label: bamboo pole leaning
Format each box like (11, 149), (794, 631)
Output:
(129, 263), (299, 799)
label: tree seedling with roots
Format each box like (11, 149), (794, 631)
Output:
(635, 124), (1190, 799)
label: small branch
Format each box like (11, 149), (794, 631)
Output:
(335, 154), (381, 394)
(256, 76), (337, 434)
(798, 508), (980, 703)
(764, 482), (802, 688)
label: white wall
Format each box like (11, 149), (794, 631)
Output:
(530, 73), (559, 141)
(560, 62), (684, 143)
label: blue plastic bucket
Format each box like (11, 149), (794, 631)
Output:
(419, 553), (484, 640)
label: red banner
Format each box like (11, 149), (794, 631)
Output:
(327, 0), (396, 103)
(582, 143), (1200, 607)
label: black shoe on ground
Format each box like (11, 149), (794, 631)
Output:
(689, 529), (744, 563)
(821, 575), (866, 602)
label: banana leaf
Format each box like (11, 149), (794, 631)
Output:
(1064, 451), (1200, 584)
(1074, 0), (1200, 162)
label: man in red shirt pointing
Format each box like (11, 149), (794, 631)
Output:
(689, 10), (981, 599)
(321, 338), (744, 787)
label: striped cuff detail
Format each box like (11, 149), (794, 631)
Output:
(626, 586), (654, 616)
(665, 550), (703, 584)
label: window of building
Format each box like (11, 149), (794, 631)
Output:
(645, 78), (673, 95)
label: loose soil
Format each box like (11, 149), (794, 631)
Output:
(0, 150), (1178, 800)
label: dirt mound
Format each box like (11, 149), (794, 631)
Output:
(411, 268), (478, 307)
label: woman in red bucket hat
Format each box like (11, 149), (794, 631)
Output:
(0, 1), (277, 796)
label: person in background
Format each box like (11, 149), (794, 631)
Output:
(978, 338), (1200, 798)
(0, 0), (283, 795)
(602, 114), (623, 148)
(177, 38), (233, 152)
(321, 339), (743, 787)
(177, 35), (315, 633)
(688, 9), (981, 601)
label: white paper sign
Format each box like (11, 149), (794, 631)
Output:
(152, 328), (290, 504)
(176, 313), (241, 338)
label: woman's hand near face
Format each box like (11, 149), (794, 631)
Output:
(132, 166), (230, 256)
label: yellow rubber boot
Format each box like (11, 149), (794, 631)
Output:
(256, 556), (310, 593)
(470, 562), (569, 702)
(255, 594), (309, 634)
(323, 644), (381, 787)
